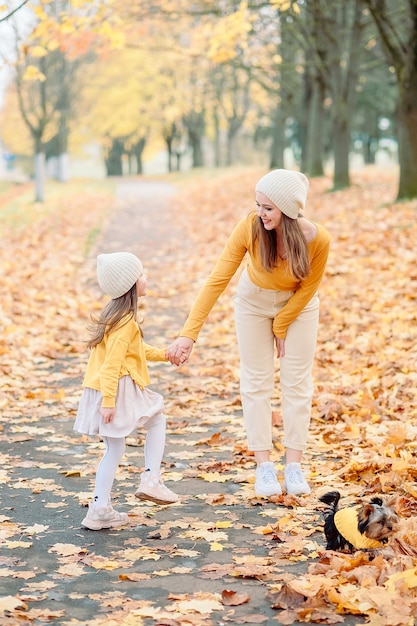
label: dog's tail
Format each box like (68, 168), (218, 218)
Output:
(319, 490), (341, 511)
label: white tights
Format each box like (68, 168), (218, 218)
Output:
(94, 413), (166, 507)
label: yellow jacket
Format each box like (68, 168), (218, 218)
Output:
(334, 508), (384, 550)
(82, 316), (167, 408)
(181, 212), (330, 340)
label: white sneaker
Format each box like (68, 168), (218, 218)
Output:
(255, 461), (282, 496)
(81, 503), (128, 531)
(135, 471), (178, 505)
(284, 462), (311, 495)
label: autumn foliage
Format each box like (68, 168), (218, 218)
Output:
(1, 166), (417, 624)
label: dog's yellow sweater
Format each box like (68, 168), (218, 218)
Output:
(334, 508), (385, 550)
(180, 213), (330, 340)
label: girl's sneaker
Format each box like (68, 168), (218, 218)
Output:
(135, 471), (178, 505)
(81, 503), (128, 530)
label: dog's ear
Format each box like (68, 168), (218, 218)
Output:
(360, 503), (374, 519)
(384, 495), (398, 512)
(357, 503), (374, 532)
(370, 497), (383, 507)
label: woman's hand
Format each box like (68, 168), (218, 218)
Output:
(275, 337), (286, 358)
(167, 337), (194, 366)
(100, 407), (115, 423)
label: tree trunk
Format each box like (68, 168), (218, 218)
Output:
(363, 137), (376, 164)
(56, 61), (70, 182)
(166, 136), (174, 172)
(225, 119), (241, 166)
(184, 110), (205, 168)
(134, 137), (146, 175)
(397, 85), (417, 199)
(105, 139), (124, 176)
(57, 116), (70, 182)
(303, 79), (325, 176)
(332, 112), (351, 189)
(213, 109), (221, 167)
(34, 135), (46, 202)
(190, 131), (204, 168)
(269, 103), (285, 169)
(330, 0), (363, 189)
(57, 152), (70, 182)
(396, 2), (417, 199)
(363, 0), (417, 199)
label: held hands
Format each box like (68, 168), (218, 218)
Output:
(167, 337), (194, 366)
(275, 337), (286, 358)
(100, 407), (115, 423)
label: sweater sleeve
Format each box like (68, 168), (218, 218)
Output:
(272, 226), (330, 338)
(143, 342), (168, 362)
(180, 216), (249, 341)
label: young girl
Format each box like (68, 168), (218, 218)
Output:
(74, 251), (179, 531)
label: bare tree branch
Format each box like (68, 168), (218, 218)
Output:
(0, 0), (30, 23)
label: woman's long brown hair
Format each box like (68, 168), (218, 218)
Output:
(252, 212), (311, 280)
(87, 283), (139, 349)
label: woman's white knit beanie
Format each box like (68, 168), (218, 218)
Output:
(255, 169), (309, 219)
(96, 252), (143, 299)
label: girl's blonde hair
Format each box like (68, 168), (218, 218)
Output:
(252, 212), (311, 280)
(87, 283), (140, 348)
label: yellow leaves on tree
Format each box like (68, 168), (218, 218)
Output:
(205, 2), (253, 63)
(270, 0), (301, 13)
(26, 0), (125, 63)
(22, 64), (46, 81)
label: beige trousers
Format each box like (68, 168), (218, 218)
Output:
(233, 269), (319, 452)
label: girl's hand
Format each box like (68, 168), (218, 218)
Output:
(275, 337), (285, 358)
(167, 337), (194, 366)
(100, 407), (115, 423)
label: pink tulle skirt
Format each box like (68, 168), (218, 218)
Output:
(74, 375), (164, 438)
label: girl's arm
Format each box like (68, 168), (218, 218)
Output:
(143, 342), (169, 362)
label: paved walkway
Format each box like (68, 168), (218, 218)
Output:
(0, 180), (362, 626)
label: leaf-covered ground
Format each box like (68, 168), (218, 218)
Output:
(0, 167), (416, 625)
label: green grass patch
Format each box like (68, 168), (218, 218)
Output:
(0, 178), (117, 230)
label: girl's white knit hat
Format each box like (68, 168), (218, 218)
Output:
(255, 169), (309, 219)
(96, 252), (143, 299)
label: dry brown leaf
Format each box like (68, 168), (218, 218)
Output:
(221, 589), (250, 606)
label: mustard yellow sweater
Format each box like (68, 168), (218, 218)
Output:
(181, 213), (330, 340)
(82, 316), (167, 408)
(334, 508), (385, 550)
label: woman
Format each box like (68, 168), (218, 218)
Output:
(167, 169), (330, 497)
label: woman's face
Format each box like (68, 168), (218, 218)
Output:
(136, 274), (148, 297)
(255, 191), (282, 230)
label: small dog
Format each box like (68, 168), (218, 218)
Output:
(319, 490), (398, 552)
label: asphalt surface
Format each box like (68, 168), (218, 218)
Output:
(0, 179), (364, 626)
